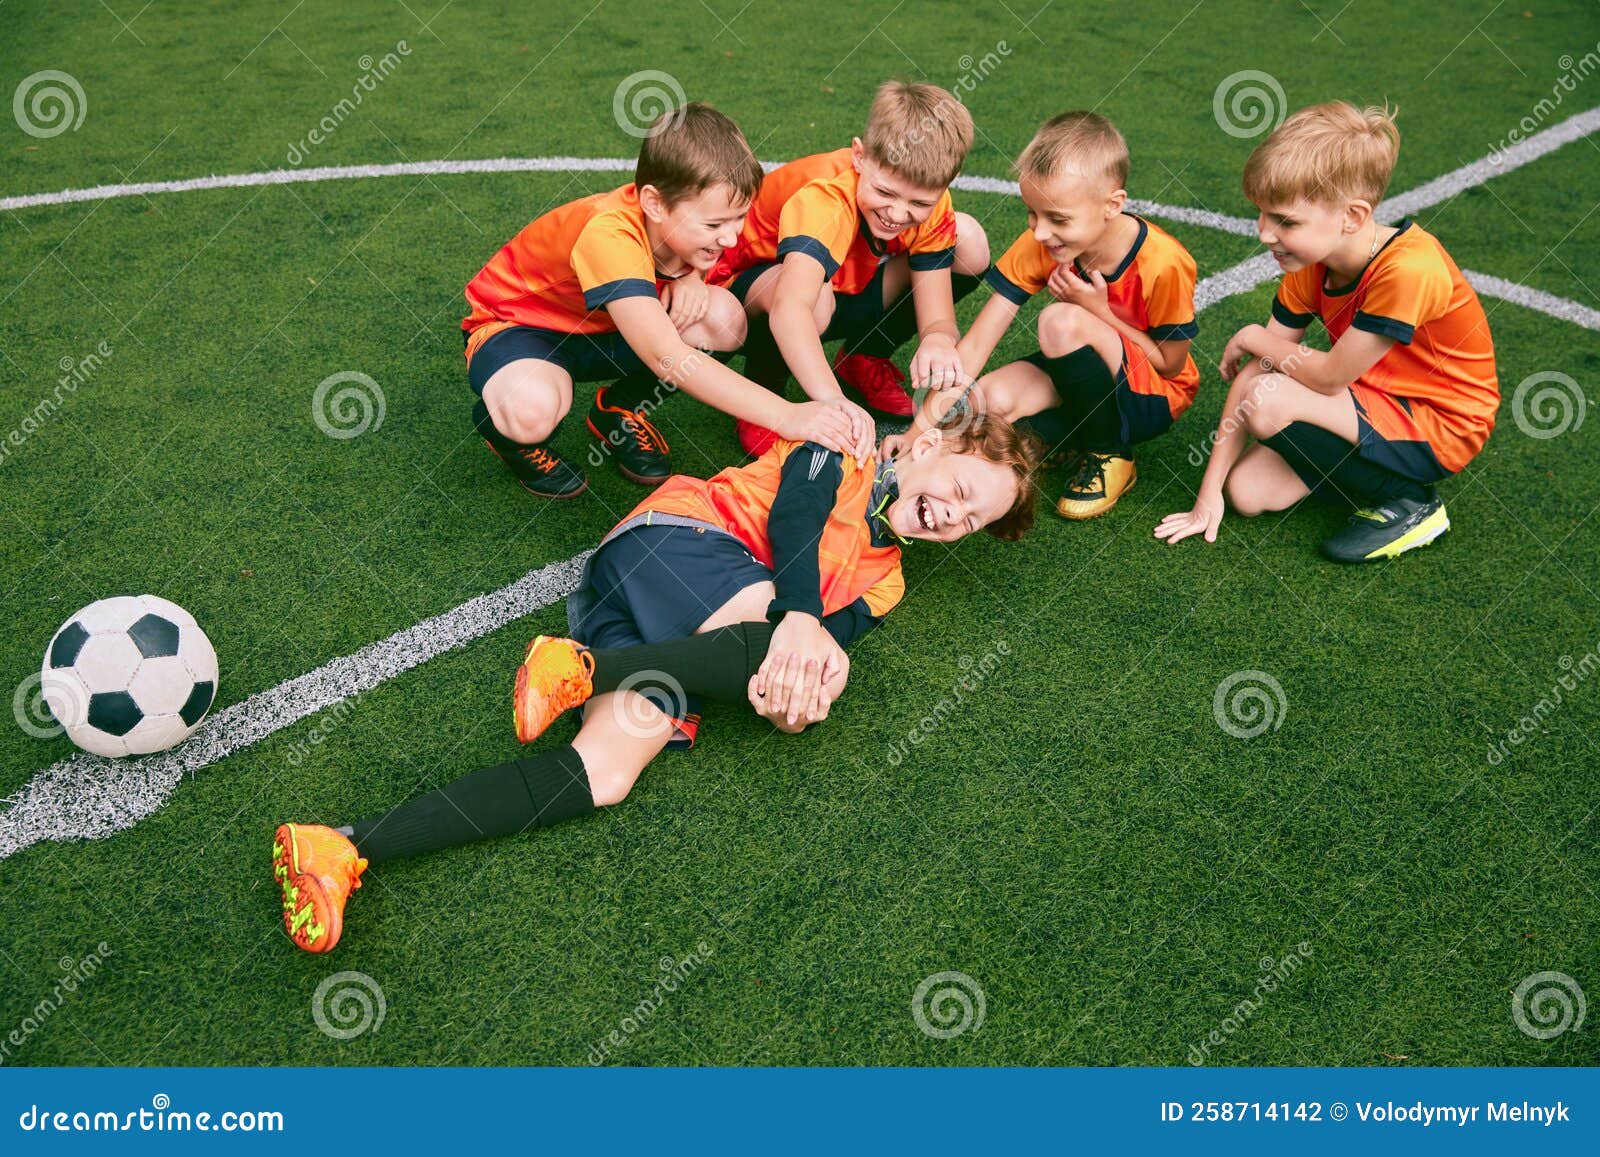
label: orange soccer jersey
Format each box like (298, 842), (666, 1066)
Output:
(1272, 220), (1499, 474)
(461, 183), (665, 361)
(608, 440), (905, 619)
(987, 215), (1201, 419)
(709, 148), (958, 296)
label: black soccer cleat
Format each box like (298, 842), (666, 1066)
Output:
(1320, 494), (1450, 563)
(585, 386), (672, 487)
(473, 400), (587, 499)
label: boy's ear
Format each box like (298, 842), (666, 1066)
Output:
(909, 425), (944, 460)
(638, 183), (670, 223)
(1104, 186), (1128, 217)
(1341, 199), (1374, 234)
(849, 137), (866, 172)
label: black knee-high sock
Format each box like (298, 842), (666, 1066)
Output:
(737, 313), (790, 392)
(843, 271), (984, 360)
(602, 370), (663, 413)
(1029, 346), (1126, 455)
(347, 745), (594, 864)
(589, 622), (776, 704)
(1261, 421), (1431, 507)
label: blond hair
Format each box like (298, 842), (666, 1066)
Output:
(1016, 111), (1129, 191)
(1243, 101), (1400, 207)
(863, 81), (974, 189)
(636, 101), (764, 206)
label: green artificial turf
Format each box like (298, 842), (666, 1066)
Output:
(1, 0), (1597, 1066)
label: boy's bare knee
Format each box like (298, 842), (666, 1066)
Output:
(973, 373), (1014, 417)
(485, 380), (565, 443)
(953, 211), (990, 274)
(1224, 472), (1265, 517)
(690, 287), (748, 351)
(1241, 381), (1289, 439)
(1037, 303), (1095, 358)
(587, 767), (635, 808)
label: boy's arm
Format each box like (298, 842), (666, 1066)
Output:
(955, 291), (1023, 380)
(604, 295), (869, 462)
(906, 267), (963, 391)
(1225, 321), (1393, 395)
(769, 253), (849, 404)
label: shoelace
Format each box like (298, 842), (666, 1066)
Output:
(518, 446), (563, 473)
(541, 648), (596, 715)
(1068, 453), (1111, 494)
(619, 409), (669, 455)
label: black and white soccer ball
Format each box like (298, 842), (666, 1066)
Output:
(39, 595), (218, 757)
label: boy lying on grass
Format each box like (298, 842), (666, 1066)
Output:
(272, 417), (1041, 952)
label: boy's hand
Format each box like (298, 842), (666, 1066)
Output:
(1154, 491), (1225, 545)
(748, 674), (825, 733)
(1047, 266), (1111, 318)
(660, 272), (709, 332)
(1219, 325), (1262, 382)
(777, 400), (875, 466)
(753, 612), (843, 727)
(880, 430), (912, 460)
(909, 334), (965, 393)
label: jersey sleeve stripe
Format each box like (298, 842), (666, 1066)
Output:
(1271, 298), (1316, 328)
(582, 278), (660, 309)
(1352, 310), (1416, 344)
(1148, 320), (1198, 340)
(776, 235), (842, 279)
(908, 247), (957, 272)
(984, 266), (1032, 304)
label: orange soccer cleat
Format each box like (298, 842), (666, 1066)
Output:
(513, 635), (597, 744)
(271, 823), (368, 954)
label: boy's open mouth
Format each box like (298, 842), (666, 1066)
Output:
(916, 494), (935, 531)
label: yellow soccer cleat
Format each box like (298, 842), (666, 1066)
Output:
(513, 635), (596, 744)
(1056, 452), (1137, 520)
(272, 823), (367, 954)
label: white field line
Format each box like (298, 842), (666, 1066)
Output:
(3, 107), (1598, 858)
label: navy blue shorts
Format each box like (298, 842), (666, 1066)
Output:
(723, 262), (893, 344)
(465, 325), (648, 396)
(567, 523), (773, 745)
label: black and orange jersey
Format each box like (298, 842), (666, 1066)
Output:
(1272, 220), (1499, 473)
(606, 438), (905, 620)
(987, 214), (1201, 417)
(709, 148), (957, 296)
(462, 183), (666, 359)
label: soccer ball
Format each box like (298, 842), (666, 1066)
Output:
(39, 595), (219, 757)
